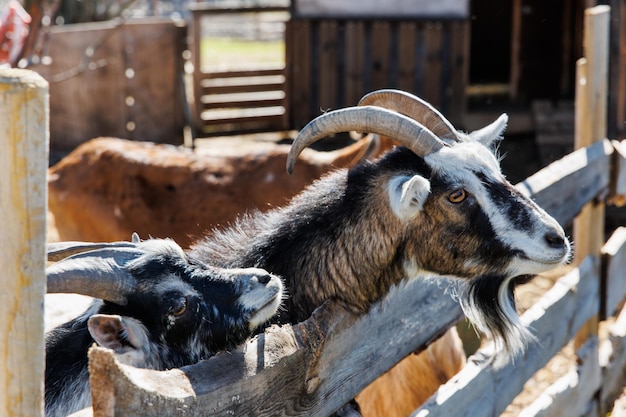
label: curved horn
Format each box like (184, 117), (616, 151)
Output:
(286, 106), (446, 174)
(358, 89), (460, 142)
(47, 232), (142, 262)
(46, 247), (144, 305)
(47, 241), (138, 262)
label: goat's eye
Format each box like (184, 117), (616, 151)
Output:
(171, 297), (187, 317)
(448, 189), (466, 203)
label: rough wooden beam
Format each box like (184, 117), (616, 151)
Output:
(515, 139), (612, 227)
(609, 140), (626, 206)
(600, 301), (626, 410)
(516, 338), (601, 417)
(412, 257), (599, 417)
(0, 68), (49, 417)
(84, 277), (462, 417)
(601, 227), (626, 317)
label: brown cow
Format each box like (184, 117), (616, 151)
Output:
(48, 134), (393, 248)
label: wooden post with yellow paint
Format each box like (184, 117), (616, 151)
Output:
(0, 69), (49, 416)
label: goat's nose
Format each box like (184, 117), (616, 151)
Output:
(256, 273), (272, 285)
(545, 231), (565, 249)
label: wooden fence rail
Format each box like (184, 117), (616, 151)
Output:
(196, 66), (288, 134)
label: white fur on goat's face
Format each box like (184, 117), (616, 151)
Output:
(386, 119), (570, 365)
(425, 141), (570, 276)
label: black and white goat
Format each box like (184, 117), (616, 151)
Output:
(189, 89), (571, 364)
(44, 236), (283, 417)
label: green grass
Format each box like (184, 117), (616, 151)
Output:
(200, 38), (285, 71)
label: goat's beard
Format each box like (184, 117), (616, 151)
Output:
(459, 274), (535, 367)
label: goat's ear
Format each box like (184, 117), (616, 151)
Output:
(88, 314), (146, 352)
(388, 175), (431, 221)
(469, 113), (508, 148)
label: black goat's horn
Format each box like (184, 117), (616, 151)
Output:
(358, 89), (460, 142)
(47, 240), (138, 262)
(46, 246), (143, 305)
(286, 106), (446, 174)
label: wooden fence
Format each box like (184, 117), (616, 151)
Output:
(5, 5), (626, 417)
(189, 3), (468, 136)
(30, 19), (187, 151)
(285, 17), (468, 131)
(189, 3), (289, 135)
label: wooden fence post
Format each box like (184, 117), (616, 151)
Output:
(573, 4), (609, 349)
(0, 68), (49, 417)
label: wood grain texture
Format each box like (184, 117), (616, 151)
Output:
(84, 277), (462, 417)
(0, 68), (48, 417)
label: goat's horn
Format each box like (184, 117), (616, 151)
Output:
(46, 247), (143, 305)
(47, 241), (138, 262)
(287, 106), (446, 174)
(358, 89), (460, 142)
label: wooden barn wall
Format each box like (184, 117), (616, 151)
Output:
(285, 18), (469, 131)
(608, 0), (626, 140)
(31, 19), (187, 152)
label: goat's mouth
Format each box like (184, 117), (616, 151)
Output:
(245, 286), (284, 330)
(511, 246), (571, 276)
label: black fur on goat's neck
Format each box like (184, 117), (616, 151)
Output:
(191, 146), (514, 324)
(45, 310), (96, 417)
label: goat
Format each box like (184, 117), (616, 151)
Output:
(48, 133), (394, 248)
(189, 89), (571, 371)
(44, 235), (284, 417)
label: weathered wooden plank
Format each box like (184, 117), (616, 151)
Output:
(0, 69), (48, 417)
(515, 139), (613, 227)
(396, 22), (417, 93)
(85, 277), (463, 417)
(200, 107), (285, 125)
(608, 0), (626, 140)
(318, 20), (339, 110)
(286, 19), (312, 129)
(601, 227), (626, 317)
(370, 21), (391, 90)
(202, 67), (285, 79)
(448, 20), (468, 125)
(422, 22), (443, 108)
(343, 21), (365, 106)
(609, 139), (626, 206)
(201, 80), (285, 96)
(600, 299), (626, 410)
(412, 257), (599, 417)
(188, 3), (288, 14)
(201, 94), (285, 110)
(30, 19), (186, 149)
(509, 0), (522, 99)
(191, 10), (203, 133)
(516, 338), (601, 417)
